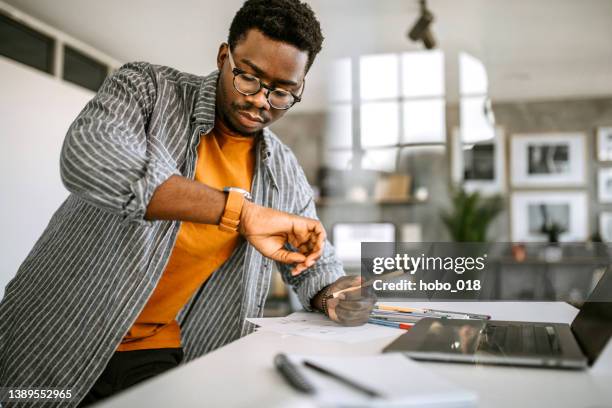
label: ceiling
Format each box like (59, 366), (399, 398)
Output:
(4, 0), (612, 111)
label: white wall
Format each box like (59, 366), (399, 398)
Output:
(7, 0), (612, 110)
(0, 56), (94, 299)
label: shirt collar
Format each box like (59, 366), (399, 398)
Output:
(191, 70), (219, 126)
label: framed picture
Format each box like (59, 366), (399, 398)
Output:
(598, 168), (612, 203)
(596, 126), (612, 161)
(599, 212), (612, 242)
(510, 133), (586, 187)
(451, 126), (506, 194)
(510, 191), (588, 242)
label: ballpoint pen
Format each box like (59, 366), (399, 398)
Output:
(303, 360), (382, 398)
(375, 304), (490, 320)
(368, 318), (413, 330)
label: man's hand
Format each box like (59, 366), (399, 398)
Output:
(145, 176), (325, 275)
(239, 200), (326, 276)
(314, 276), (376, 326)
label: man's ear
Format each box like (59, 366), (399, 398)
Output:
(216, 43), (229, 71)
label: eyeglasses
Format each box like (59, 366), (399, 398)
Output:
(227, 47), (304, 110)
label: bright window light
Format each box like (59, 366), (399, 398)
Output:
(459, 52), (488, 95)
(326, 104), (352, 149)
(401, 51), (444, 97)
(323, 150), (353, 170)
(329, 57), (352, 102)
(359, 54), (399, 100)
(460, 95), (495, 143)
(362, 148), (398, 172)
(402, 99), (445, 143)
(360, 101), (400, 147)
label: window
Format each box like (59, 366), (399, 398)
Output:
(0, 13), (54, 74)
(459, 52), (494, 144)
(0, 12), (112, 92)
(63, 46), (108, 92)
(325, 58), (353, 169)
(458, 52), (498, 186)
(325, 51), (446, 173)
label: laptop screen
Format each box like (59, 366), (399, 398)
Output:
(571, 270), (612, 364)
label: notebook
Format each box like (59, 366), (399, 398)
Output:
(285, 353), (477, 407)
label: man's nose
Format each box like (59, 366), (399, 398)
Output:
(244, 87), (271, 111)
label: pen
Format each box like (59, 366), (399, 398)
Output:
(368, 318), (413, 330)
(375, 305), (490, 320)
(303, 360), (382, 398)
(424, 308), (490, 320)
(274, 353), (315, 394)
(326, 270), (406, 300)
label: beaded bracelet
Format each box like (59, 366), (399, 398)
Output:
(320, 284), (333, 317)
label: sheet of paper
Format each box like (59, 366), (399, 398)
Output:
(287, 353), (478, 407)
(246, 312), (402, 343)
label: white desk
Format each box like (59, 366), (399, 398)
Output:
(99, 302), (612, 408)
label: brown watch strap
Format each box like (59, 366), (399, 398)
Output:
(219, 190), (245, 233)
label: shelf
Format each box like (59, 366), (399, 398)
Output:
(315, 197), (427, 206)
(492, 257), (610, 265)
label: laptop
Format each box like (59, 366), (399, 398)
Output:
(383, 269), (612, 369)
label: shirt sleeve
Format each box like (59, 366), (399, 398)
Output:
(59, 62), (181, 226)
(274, 155), (345, 311)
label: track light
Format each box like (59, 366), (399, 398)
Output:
(408, 0), (437, 49)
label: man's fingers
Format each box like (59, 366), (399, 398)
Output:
(291, 264), (306, 276)
(342, 285), (374, 301)
(289, 220), (326, 268)
(311, 222), (326, 253)
(335, 299), (375, 311)
(274, 249), (306, 265)
(305, 234), (325, 264)
(336, 307), (371, 326)
(337, 301), (374, 317)
(290, 259), (317, 276)
(336, 276), (362, 290)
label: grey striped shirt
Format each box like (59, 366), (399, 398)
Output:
(0, 62), (343, 407)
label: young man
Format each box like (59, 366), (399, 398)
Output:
(0, 0), (374, 406)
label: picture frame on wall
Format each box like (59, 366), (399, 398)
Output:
(451, 126), (506, 194)
(510, 133), (586, 187)
(510, 191), (588, 242)
(596, 126), (612, 162)
(598, 168), (612, 203)
(599, 212), (612, 242)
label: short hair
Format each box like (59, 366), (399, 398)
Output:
(228, 0), (324, 72)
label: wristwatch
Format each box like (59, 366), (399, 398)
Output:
(219, 187), (252, 233)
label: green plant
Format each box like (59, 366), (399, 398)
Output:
(441, 186), (504, 242)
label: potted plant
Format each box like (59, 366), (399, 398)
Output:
(441, 186), (504, 242)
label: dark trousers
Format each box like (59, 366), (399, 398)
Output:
(78, 348), (183, 407)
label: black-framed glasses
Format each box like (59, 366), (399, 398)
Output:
(227, 47), (305, 110)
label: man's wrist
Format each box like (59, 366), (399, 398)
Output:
(238, 199), (254, 236)
(219, 187), (253, 233)
(312, 284), (333, 316)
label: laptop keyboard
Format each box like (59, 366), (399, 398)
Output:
(478, 324), (562, 355)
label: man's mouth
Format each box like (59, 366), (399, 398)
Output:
(238, 110), (264, 125)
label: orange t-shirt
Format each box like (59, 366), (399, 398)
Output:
(117, 117), (256, 351)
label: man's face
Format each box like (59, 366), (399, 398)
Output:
(215, 29), (309, 135)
